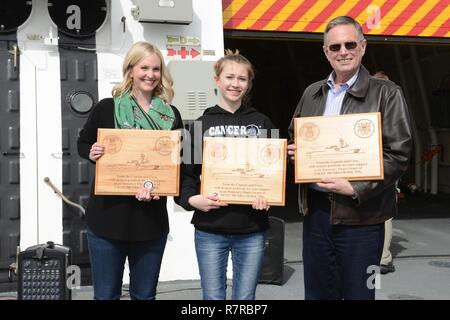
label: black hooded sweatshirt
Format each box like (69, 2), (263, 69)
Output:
(176, 104), (276, 234)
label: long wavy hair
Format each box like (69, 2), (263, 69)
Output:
(112, 41), (174, 103)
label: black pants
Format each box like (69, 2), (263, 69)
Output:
(303, 189), (384, 300)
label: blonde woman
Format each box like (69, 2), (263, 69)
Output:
(77, 41), (183, 300)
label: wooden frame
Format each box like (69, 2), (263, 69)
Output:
(294, 112), (383, 183)
(95, 128), (181, 196)
(201, 137), (287, 206)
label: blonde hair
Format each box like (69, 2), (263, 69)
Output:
(112, 41), (174, 103)
(214, 49), (255, 101)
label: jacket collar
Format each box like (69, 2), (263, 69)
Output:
(314, 65), (370, 99)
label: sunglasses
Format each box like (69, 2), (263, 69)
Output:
(327, 41), (358, 52)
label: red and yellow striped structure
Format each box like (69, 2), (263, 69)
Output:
(222, 0), (450, 38)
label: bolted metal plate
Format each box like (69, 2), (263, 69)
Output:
(429, 260), (450, 268)
(388, 294), (424, 300)
(0, 36), (21, 287)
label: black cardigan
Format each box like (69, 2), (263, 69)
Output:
(77, 98), (184, 241)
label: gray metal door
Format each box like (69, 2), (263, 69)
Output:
(0, 0), (33, 293)
(58, 33), (98, 285)
(0, 37), (20, 292)
(49, 0), (107, 285)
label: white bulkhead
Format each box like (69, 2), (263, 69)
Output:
(17, 0), (224, 281)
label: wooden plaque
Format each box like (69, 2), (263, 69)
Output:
(95, 128), (181, 196)
(201, 137), (287, 206)
(294, 112), (384, 183)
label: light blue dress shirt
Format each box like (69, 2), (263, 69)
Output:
(324, 70), (359, 116)
(311, 70), (359, 192)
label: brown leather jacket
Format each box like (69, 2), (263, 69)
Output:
(288, 66), (412, 225)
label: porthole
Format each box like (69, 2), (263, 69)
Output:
(67, 91), (94, 114)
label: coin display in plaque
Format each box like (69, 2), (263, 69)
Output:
(201, 137), (287, 206)
(95, 128), (180, 196)
(294, 112), (383, 183)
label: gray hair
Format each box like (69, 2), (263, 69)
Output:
(324, 16), (365, 44)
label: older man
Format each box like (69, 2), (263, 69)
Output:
(287, 16), (412, 299)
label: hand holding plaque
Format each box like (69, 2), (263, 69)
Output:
(294, 112), (383, 183)
(95, 128), (180, 196)
(201, 137), (287, 206)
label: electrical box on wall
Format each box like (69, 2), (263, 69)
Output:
(168, 60), (217, 121)
(131, 0), (193, 25)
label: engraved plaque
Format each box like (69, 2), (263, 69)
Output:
(201, 137), (287, 206)
(95, 128), (180, 196)
(294, 112), (383, 183)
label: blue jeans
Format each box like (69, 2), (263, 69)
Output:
(303, 189), (384, 300)
(87, 229), (167, 300)
(194, 229), (265, 300)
